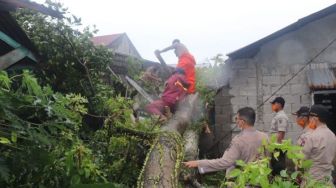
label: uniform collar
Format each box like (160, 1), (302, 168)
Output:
(276, 110), (284, 114)
(274, 109), (285, 117)
(242, 127), (256, 133)
(303, 126), (312, 133)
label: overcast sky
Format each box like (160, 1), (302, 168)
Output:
(36, 0), (336, 64)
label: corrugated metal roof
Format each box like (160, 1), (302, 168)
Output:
(307, 63), (336, 90)
(0, 0), (64, 58)
(91, 33), (142, 59)
(0, 11), (38, 56)
(227, 3), (336, 60)
(0, 0), (63, 18)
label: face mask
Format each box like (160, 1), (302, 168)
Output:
(308, 118), (317, 130)
(296, 118), (306, 128)
(237, 124), (243, 131)
(236, 119), (243, 131)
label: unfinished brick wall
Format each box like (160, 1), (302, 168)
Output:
(213, 12), (336, 153)
(219, 59), (312, 142)
(257, 63), (311, 141)
(212, 86), (233, 156)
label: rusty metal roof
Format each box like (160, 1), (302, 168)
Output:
(307, 64), (336, 90)
(91, 34), (123, 46)
(91, 33), (142, 59)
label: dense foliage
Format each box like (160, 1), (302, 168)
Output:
(0, 1), (156, 187)
(222, 136), (333, 188)
(0, 70), (100, 187)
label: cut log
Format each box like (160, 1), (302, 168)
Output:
(137, 93), (199, 188)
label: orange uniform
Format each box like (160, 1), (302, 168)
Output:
(177, 53), (196, 93)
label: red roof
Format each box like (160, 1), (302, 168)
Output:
(91, 33), (123, 46)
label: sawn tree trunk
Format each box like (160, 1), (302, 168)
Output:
(137, 93), (199, 188)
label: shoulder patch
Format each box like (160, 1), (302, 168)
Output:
(300, 138), (306, 147)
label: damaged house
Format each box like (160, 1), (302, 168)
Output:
(91, 33), (157, 75)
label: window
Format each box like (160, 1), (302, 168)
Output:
(313, 90), (336, 134)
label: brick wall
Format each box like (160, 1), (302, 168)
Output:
(213, 12), (336, 154)
(217, 59), (312, 142)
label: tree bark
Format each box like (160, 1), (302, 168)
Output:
(137, 94), (199, 188)
(181, 129), (204, 188)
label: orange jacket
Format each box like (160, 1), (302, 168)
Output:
(177, 53), (196, 93)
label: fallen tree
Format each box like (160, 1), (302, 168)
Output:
(137, 93), (199, 188)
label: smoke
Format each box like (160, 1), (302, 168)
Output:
(196, 62), (232, 90)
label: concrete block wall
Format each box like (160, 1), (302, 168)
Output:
(213, 87), (233, 155)
(214, 12), (336, 150)
(215, 61), (315, 144)
(259, 66), (311, 141)
(228, 59), (259, 130)
(247, 13), (336, 141)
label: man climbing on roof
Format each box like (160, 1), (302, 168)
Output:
(145, 68), (190, 122)
(155, 39), (196, 94)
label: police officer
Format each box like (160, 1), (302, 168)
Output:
(302, 105), (336, 185)
(183, 107), (268, 176)
(292, 106), (313, 146)
(270, 97), (289, 142)
(269, 97), (289, 175)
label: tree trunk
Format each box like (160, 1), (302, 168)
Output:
(181, 129), (204, 188)
(137, 94), (199, 188)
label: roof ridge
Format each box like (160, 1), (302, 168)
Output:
(227, 3), (336, 60)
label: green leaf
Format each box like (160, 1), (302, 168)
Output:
(280, 170), (288, 178)
(11, 132), (17, 143)
(0, 137), (10, 144)
(0, 71), (11, 90)
(228, 169), (241, 178)
(235, 160), (245, 167)
(21, 70), (42, 96)
(293, 152), (305, 160)
(260, 178), (270, 187)
(301, 160), (313, 169)
(290, 171), (299, 179)
(273, 151), (280, 160)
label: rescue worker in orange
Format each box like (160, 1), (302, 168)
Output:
(155, 39), (196, 94)
(145, 68), (189, 121)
